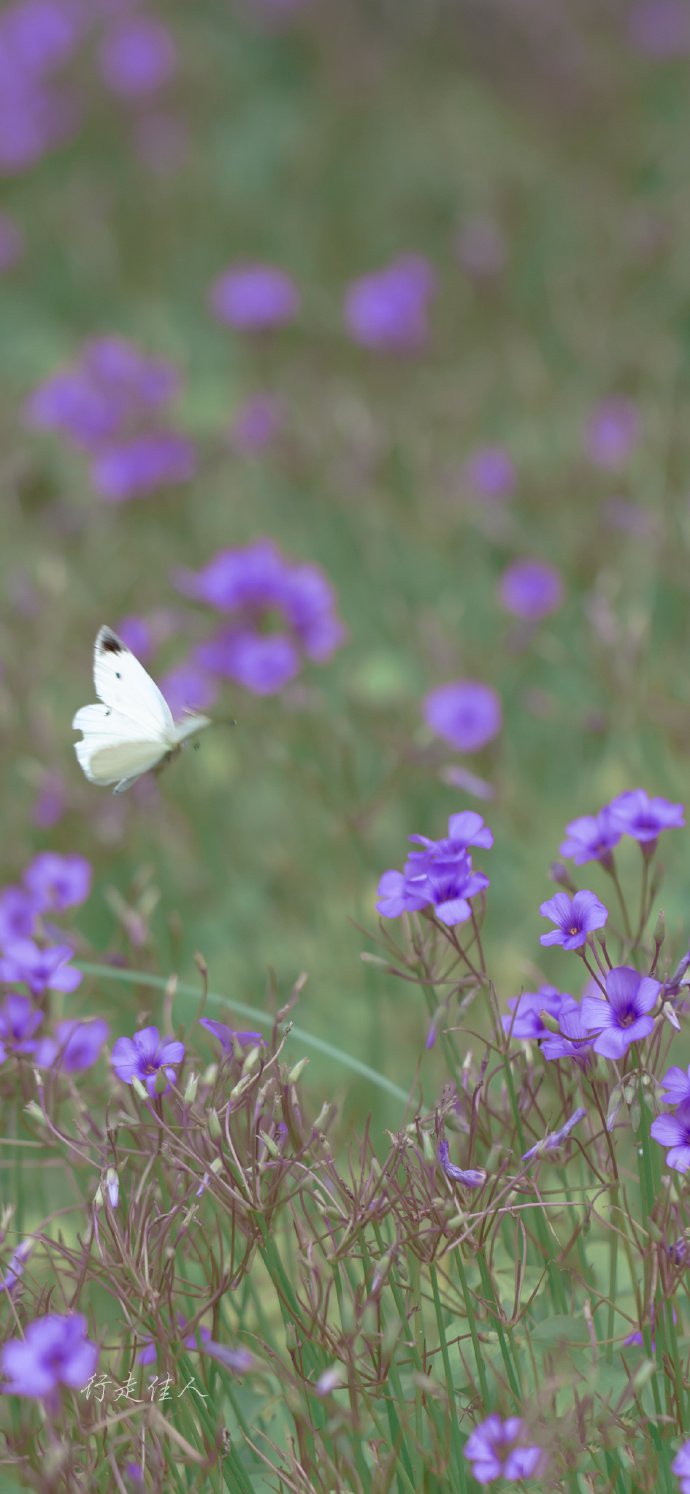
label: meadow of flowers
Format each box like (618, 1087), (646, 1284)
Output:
(3, 1), (690, 1490)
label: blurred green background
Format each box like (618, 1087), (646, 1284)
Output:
(2, 0), (690, 1117)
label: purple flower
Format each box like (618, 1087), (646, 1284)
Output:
(0, 940), (81, 996)
(376, 869), (430, 919)
(540, 1003), (594, 1067)
(629, 1), (690, 58)
(196, 628), (299, 695)
(498, 559), (563, 621)
(199, 1017), (265, 1054)
(177, 1316), (212, 1351)
(0, 1), (83, 76)
(0, 886), (39, 946)
(607, 788), (684, 843)
(230, 393), (285, 455)
(455, 216), (507, 279)
(25, 337), (182, 453)
(99, 18), (177, 97)
(672, 1439), (690, 1493)
(0, 1238), (33, 1294)
(0, 212), (23, 272)
(522, 1106), (586, 1160)
(115, 615), (154, 660)
(502, 987), (576, 1041)
(559, 808), (621, 866)
(158, 661), (218, 719)
(463, 1414), (544, 1485)
(91, 431), (196, 502)
(137, 1339), (156, 1366)
(539, 890), (608, 950)
(344, 254), (436, 353)
(464, 446), (516, 501)
(438, 1140), (486, 1189)
(423, 858), (490, 926)
(659, 1065), (690, 1106)
(424, 680), (502, 753)
(651, 1101), (690, 1173)
(406, 811), (493, 875)
(1, 1313), (98, 1398)
(37, 1018), (109, 1074)
(111, 1025), (184, 1097)
(176, 541), (345, 695)
(0, 993), (43, 1054)
(202, 1341), (254, 1373)
(581, 966), (660, 1059)
(585, 397), (640, 470)
(23, 852), (91, 912)
(209, 263), (299, 332)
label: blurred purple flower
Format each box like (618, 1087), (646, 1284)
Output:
(0, 940), (81, 995)
(464, 446), (516, 500)
(424, 680), (502, 753)
(25, 337), (182, 452)
(560, 807), (621, 865)
(438, 1140), (486, 1188)
(115, 614), (154, 660)
(581, 966), (660, 1058)
(659, 1064), (690, 1106)
(99, 17), (177, 97)
(463, 1414), (544, 1484)
(406, 811), (493, 875)
(522, 1106), (586, 1160)
(585, 397), (640, 469)
(651, 1100), (690, 1172)
(423, 857), (490, 926)
(209, 263), (299, 332)
(23, 852), (91, 912)
(608, 787), (684, 843)
(498, 559), (563, 620)
(455, 216), (507, 279)
(502, 986), (576, 1041)
(629, 0), (690, 57)
(137, 1340), (157, 1366)
(1, 1313), (98, 1398)
(0, 886), (39, 946)
(158, 661), (218, 719)
(0, 212), (23, 271)
(673, 1440), (690, 1494)
(0, 78), (79, 174)
(344, 254), (436, 353)
(539, 890), (608, 950)
(230, 394), (285, 455)
(376, 869), (430, 919)
(0, 1238), (33, 1294)
(540, 1003), (594, 1067)
(111, 1024), (184, 1097)
(177, 541), (345, 695)
(0, 0), (84, 76)
(37, 1018), (109, 1073)
(199, 1017), (265, 1054)
(91, 431), (196, 502)
(202, 1341), (254, 1373)
(0, 993), (43, 1054)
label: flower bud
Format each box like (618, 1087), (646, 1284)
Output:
(287, 1057), (309, 1084)
(106, 1167), (119, 1209)
(183, 1073), (199, 1105)
(208, 1108), (222, 1140)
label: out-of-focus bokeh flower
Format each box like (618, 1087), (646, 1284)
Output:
(607, 787), (685, 843)
(23, 851), (91, 911)
(36, 1018), (110, 1073)
(0, 940), (82, 996)
(585, 396), (640, 469)
(464, 445), (516, 500)
(498, 559), (563, 620)
(209, 263), (300, 332)
(424, 680), (502, 752)
(98, 17), (178, 98)
(344, 254), (436, 352)
(90, 431), (197, 502)
(158, 661), (218, 718)
(1, 1313), (98, 1398)
(230, 393), (285, 455)
(628, 0), (690, 58)
(176, 541), (346, 696)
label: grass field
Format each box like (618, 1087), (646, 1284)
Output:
(3, 3), (690, 1489)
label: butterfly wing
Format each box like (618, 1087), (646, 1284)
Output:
(171, 714), (212, 747)
(72, 704), (168, 790)
(92, 625), (174, 738)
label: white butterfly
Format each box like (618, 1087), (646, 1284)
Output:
(73, 625), (212, 794)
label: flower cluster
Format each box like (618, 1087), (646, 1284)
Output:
(560, 788), (684, 865)
(0, 0), (84, 175)
(174, 539), (346, 696)
(377, 811), (491, 926)
(25, 337), (196, 502)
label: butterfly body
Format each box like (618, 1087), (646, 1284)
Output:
(73, 626), (211, 792)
